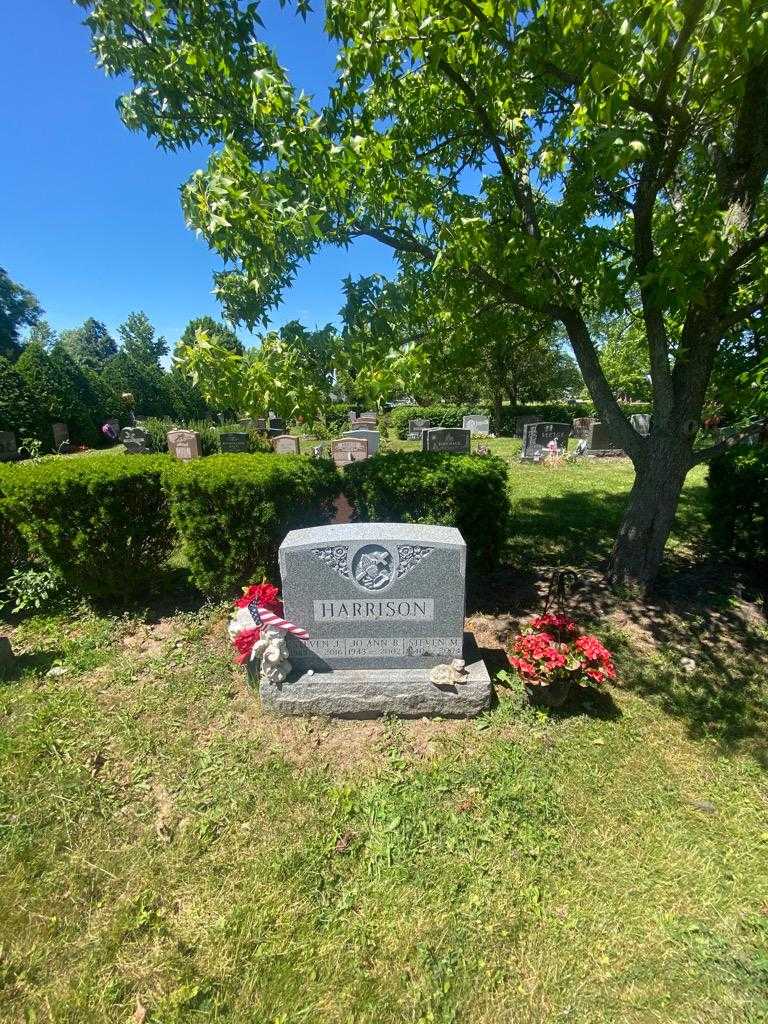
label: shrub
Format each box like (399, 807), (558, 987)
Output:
(707, 446), (768, 574)
(344, 451), (509, 569)
(0, 456), (174, 601)
(167, 454), (341, 596)
(0, 355), (49, 449)
(140, 418), (273, 456)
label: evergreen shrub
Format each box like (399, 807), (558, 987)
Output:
(0, 355), (49, 448)
(0, 456), (173, 601)
(167, 454), (341, 596)
(707, 446), (768, 574)
(344, 451), (510, 570)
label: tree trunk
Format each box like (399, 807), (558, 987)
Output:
(492, 390), (503, 434)
(607, 436), (691, 589)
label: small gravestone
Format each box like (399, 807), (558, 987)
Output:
(462, 414), (490, 435)
(630, 413), (651, 436)
(238, 418), (256, 430)
(167, 429), (202, 460)
(263, 523), (491, 718)
(106, 417), (120, 435)
(407, 418), (431, 441)
(343, 428), (380, 455)
(520, 422), (571, 460)
(515, 414), (540, 438)
(272, 434), (301, 455)
(348, 410), (359, 423)
(422, 428), (471, 453)
(52, 422), (69, 450)
(331, 437), (369, 466)
(220, 431), (249, 453)
(0, 431), (18, 462)
(572, 417), (595, 439)
(587, 421), (624, 456)
(120, 426), (149, 454)
(356, 412), (377, 428)
(255, 417), (267, 432)
(268, 417), (285, 432)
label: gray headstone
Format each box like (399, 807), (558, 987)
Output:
(120, 426), (149, 454)
(630, 413), (651, 436)
(52, 422), (69, 449)
(422, 428), (471, 453)
(106, 417), (120, 434)
(514, 414), (540, 438)
(167, 429), (202, 460)
(343, 428), (380, 455)
(280, 523), (466, 672)
(520, 422), (571, 460)
(220, 431), (249, 453)
(255, 418), (267, 432)
(462, 414), (490, 435)
(331, 437), (369, 466)
(572, 417), (596, 439)
(272, 434), (301, 455)
(348, 410), (359, 423)
(0, 430), (18, 462)
(587, 421), (624, 454)
(407, 418), (431, 440)
(268, 417), (285, 433)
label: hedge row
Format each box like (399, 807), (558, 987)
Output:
(344, 452), (509, 569)
(707, 446), (768, 574)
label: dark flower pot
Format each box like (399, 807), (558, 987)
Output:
(525, 677), (575, 708)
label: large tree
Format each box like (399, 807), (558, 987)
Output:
(0, 267), (41, 362)
(81, 0), (767, 587)
(177, 316), (244, 357)
(118, 310), (168, 366)
(58, 318), (118, 373)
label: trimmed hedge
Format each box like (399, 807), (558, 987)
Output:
(167, 454), (341, 596)
(0, 456), (173, 601)
(707, 446), (768, 573)
(344, 451), (509, 570)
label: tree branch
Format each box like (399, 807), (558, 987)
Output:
(689, 418), (768, 466)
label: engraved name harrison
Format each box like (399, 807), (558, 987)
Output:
(313, 598), (434, 622)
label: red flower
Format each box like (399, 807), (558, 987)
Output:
(531, 614), (577, 635)
(233, 627), (260, 664)
(235, 582), (283, 614)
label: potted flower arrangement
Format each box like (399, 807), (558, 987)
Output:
(504, 614), (617, 707)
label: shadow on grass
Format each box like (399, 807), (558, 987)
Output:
(0, 648), (63, 684)
(90, 566), (211, 623)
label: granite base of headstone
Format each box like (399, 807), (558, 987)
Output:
(462, 414), (490, 435)
(259, 523), (491, 718)
(120, 426), (149, 454)
(586, 422), (625, 457)
(520, 422), (571, 460)
(343, 428), (380, 455)
(422, 428), (471, 453)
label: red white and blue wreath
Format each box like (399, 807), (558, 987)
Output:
(228, 582), (309, 685)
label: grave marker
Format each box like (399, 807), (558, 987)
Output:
(520, 422), (571, 460)
(120, 426), (149, 454)
(264, 522), (492, 717)
(343, 428), (380, 455)
(462, 414), (490, 435)
(52, 422), (69, 450)
(0, 430), (18, 462)
(572, 416), (596, 439)
(587, 421), (625, 456)
(220, 431), (250, 453)
(407, 418), (431, 441)
(421, 428), (471, 453)
(167, 429), (202, 460)
(272, 434), (301, 455)
(630, 413), (651, 436)
(331, 437), (369, 466)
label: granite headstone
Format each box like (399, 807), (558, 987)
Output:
(421, 428), (471, 453)
(331, 437), (369, 466)
(572, 416), (596, 439)
(520, 422), (571, 460)
(52, 422), (69, 450)
(167, 429), (202, 460)
(220, 431), (249, 453)
(407, 418), (431, 441)
(587, 421), (624, 455)
(343, 428), (380, 455)
(272, 434), (301, 455)
(462, 414), (490, 435)
(0, 431), (18, 462)
(630, 413), (651, 436)
(263, 522), (492, 717)
(120, 426), (149, 454)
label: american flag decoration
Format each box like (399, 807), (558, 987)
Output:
(247, 601), (310, 640)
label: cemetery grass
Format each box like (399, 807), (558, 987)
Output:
(2, 444), (766, 1022)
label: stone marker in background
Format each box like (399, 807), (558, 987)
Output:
(348, 410), (359, 423)
(520, 422), (571, 460)
(630, 413), (651, 436)
(572, 416), (596, 439)
(462, 414), (490, 435)
(586, 421), (624, 456)
(52, 422), (69, 450)
(0, 431), (18, 462)
(331, 437), (369, 466)
(515, 414), (540, 438)
(255, 417), (267, 432)
(422, 427), (471, 453)
(343, 428), (380, 455)
(220, 431), (250, 453)
(263, 522), (491, 717)
(120, 426), (149, 454)
(407, 418), (431, 440)
(272, 434), (301, 455)
(167, 429), (202, 460)
(356, 411), (377, 428)
(106, 417), (120, 436)
(268, 416), (285, 432)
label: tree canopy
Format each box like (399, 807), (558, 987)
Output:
(58, 318), (118, 373)
(0, 267), (41, 362)
(118, 311), (168, 366)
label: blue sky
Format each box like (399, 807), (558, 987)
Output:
(0, 1), (395, 350)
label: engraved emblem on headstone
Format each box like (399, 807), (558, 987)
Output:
(312, 545), (351, 579)
(396, 545), (432, 579)
(352, 545), (394, 591)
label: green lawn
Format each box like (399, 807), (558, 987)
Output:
(1, 441), (766, 1023)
